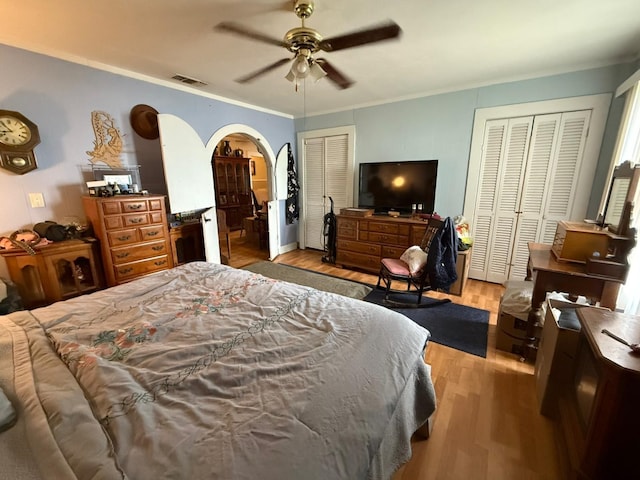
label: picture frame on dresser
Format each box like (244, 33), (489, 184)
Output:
(92, 166), (142, 193)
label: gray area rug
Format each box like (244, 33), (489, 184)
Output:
(242, 261), (373, 299)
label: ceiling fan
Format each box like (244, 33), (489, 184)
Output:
(214, 0), (401, 90)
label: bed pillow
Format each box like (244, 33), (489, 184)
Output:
(0, 387), (16, 433)
(400, 246), (428, 275)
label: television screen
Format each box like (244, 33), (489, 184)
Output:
(358, 160), (438, 214)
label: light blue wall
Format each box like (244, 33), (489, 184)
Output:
(296, 63), (637, 220)
(0, 44), (296, 278)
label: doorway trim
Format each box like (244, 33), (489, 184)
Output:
(208, 124), (279, 261)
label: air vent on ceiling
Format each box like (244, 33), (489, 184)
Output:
(171, 74), (208, 87)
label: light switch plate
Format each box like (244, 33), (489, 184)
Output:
(28, 192), (45, 208)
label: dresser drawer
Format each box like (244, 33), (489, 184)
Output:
(104, 216), (124, 230)
(369, 222), (399, 234)
(107, 228), (139, 246)
(111, 241), (169, 265)
(336, 250), (381, 272)
(381, 245), (407, 258)
(123, 213), (149, 227)
(121, 200), (148, 213)
(101, 202), (121, 215)
(140, 225), (165, 240)
(337, 218), (357, 239)
(114, 256), (171, 282)
(337, 239), (381, 256)
(149, 198), (163, 211)
(369, 231), (406, 245)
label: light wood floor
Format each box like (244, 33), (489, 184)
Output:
(225, 232), (565, 480)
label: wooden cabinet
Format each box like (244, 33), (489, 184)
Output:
(554, 308), (640, 479)
(0, 238), (102, 308)
(336, 214), (470, 295)
(83, 195), (173, 286)
(213, 156), (254, 230)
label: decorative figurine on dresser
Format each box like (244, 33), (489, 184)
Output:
(82, 194), (174, 287)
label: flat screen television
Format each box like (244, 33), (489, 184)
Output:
(358, 160), (438, 214)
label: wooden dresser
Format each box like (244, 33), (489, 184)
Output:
(336, 214), (469, 295)
(83, 195), (174, 286)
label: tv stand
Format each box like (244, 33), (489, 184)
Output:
(335, 214), (469, 295)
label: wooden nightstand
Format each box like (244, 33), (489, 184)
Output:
(0, 238), (103, 308)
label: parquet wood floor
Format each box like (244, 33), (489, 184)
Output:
(225, 232), (566, 480)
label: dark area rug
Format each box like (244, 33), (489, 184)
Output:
(364, 289), (489, 358)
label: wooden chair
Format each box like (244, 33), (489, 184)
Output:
(376, 217), (450, 306)
(216, 208), (231, 259)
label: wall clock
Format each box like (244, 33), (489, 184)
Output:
(0, 109), (41, 174)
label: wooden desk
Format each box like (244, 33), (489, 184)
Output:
(525, 243), (623, 357)
(556, 309), (640, 479)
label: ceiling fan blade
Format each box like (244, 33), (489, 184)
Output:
(215, 21), (288, 48)
(235, 58), (291, 84)
(318, 20), (401, 52)
(315, 59), (353, 90)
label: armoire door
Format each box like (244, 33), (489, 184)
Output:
(301, 133), (352, 250)
(469, 109), (592, 283)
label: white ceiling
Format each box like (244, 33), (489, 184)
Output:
(2, 0), (639, 118)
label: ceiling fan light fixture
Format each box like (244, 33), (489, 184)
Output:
(309, 61), (327, 82)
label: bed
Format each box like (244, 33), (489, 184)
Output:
(0, 262), (436, 480)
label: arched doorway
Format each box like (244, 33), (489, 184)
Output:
(207, 124), (279, 261)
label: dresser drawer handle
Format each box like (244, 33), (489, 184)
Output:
(119, 267), (133, 275)
(146, 231), (159, 237)
(130, 218), (143, 224)
(152, 245), (164, 251)
(126, 204), (143, 210)
(117, 235), (132, 241)
(154, 260), (167, 266)
(115, 252), (130, 259)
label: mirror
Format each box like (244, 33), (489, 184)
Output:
(602, 160), (640, 234)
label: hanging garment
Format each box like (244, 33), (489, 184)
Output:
(426, 216), (458, 292)
(285, 143), (300, 224)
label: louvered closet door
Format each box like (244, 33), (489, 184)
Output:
(303, 134), (350, 250)
(303, 138), (326, 250)
(469, 117), (533, 283)
(470, 110), (593, 283)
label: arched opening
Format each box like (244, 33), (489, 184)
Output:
(206, 124), (280, 261)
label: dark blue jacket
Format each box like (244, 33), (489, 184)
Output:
(427, 217), (458, 292)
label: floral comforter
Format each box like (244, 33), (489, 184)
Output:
(1, 262), (436, 480)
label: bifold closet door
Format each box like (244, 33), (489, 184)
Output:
(469, 110), (592, 283)
(302, 134), (350, 250)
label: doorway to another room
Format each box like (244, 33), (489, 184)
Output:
(213, 134), (270, 265)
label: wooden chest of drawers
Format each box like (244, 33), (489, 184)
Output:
(336, 215), (427, 274)
(83, 195), (174, 286)
(336, 214), (470, 295)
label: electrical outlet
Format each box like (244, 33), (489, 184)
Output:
(28, 192), (45, 208)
